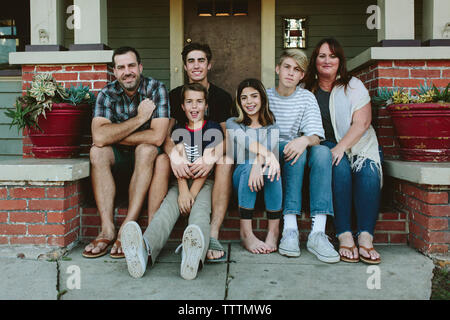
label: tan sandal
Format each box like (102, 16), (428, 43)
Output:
(110, 239), (125, 259)
(82, 238), (114, 258)
(339, 245), (359, 263)
(359, 245), (381, 264)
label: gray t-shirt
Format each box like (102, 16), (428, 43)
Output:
(226, 117), (280, 163)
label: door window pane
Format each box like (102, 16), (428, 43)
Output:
(197, 0), (248, 17)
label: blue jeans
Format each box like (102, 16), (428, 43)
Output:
(232, 162), (282, 219)
(321, 140), (382, 237)
(279, 141), (334, 217)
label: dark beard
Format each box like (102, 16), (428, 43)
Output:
(119, 74), (140, 92)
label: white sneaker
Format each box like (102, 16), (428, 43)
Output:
(278, 228), (301, 257)
(306, 231), (340, 263)
(121, 221), (148, 278)
(179, 224), (205, 280)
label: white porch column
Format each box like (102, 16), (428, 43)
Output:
(261, 0), (275, 89)
(377, 0), (418, 45)
(170, 0), (184, 90)
(29, 0), (65, 47)
(422, 0), (450, 44)
(72, 0), (108, 48)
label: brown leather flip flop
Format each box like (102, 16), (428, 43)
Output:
(359, 245), (381, 264)
(82, 238), (114, 258)
(339, 245), (359, 263)
(110, 239), (125, 259)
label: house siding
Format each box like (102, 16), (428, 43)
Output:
(64, 0), (170, 88)
(276, 0), (377, 62)
(0, 79), (22, 159)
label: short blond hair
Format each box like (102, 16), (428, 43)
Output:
(278, 49), (308, 73)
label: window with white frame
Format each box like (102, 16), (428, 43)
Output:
(282, 17), (307, 49)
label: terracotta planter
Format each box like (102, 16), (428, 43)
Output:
(28, 103), (91, 158)
(387, 102), (450, 162)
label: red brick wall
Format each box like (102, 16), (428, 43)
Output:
(0, 180), (86, 246)
(21, 64), (115, 158)
(390, 178), (449, 254)
(80, 201), (408, 245)
(353, 60), (450, 160)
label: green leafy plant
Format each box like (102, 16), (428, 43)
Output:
(372, 82), (450, 106)
(372, 87), (401, 106)
(64, 84), (96, 106)
(431, 83), (450, 103)
(5, 73), (95, 133)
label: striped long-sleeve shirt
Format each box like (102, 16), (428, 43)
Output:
(267, 87), (324, 143)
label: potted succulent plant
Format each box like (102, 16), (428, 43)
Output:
(372, 83), (450, 162)
(5, 73), (95, 158)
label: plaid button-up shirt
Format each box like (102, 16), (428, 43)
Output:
(93, 76), (170, 131)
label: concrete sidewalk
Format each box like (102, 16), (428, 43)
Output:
(0, 242), (435, 300)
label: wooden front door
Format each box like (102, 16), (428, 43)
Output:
(184, 0), (261, 97)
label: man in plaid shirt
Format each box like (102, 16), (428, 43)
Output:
(83, 47), (169, 259)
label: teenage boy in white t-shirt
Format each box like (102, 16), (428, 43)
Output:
(267, 49), (339, 263)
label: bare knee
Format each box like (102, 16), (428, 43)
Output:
(90, 145), (114, 167)
(151, 154), (171, 183)
(155, 153), (170, 172)
(135, 144), (158, 163)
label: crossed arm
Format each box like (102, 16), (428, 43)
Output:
(91, 98), (169, 147)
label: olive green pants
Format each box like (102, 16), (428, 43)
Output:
(143, 179), (213, 265)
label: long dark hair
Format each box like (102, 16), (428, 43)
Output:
(234, 78), (275, 127)
(302, 38), (352, 93)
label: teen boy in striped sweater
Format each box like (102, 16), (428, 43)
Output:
(267, 49), (340, 263)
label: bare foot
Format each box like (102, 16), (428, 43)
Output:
(241, 233), (270, 254)
(338, 232), (358, 260)
(358, 232), (380, 261)
(265, 219), (280, 253)
(240, 219), (270, 254)
(264, 230), (279, 253)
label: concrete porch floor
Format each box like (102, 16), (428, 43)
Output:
(0, 242), (435, 301)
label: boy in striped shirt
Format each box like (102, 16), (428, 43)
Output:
(267, 49), (339, 263)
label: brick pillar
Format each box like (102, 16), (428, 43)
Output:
(21, 64), (115, 158)
(354, 59), (450, 160)
(0, 180), (86, 246)
(390, 178), (449, 254)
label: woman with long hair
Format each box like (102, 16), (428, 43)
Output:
(303, 38), (382, 264)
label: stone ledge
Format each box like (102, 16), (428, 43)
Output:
(0, 158), (90, 182)
(384, 160), (450, 185)
(347, 46), (450, 71)
(9, 50), (113, 65)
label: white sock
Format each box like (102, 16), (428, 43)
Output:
(311, 214), (327, 234)
(283, 214), (298, 231)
